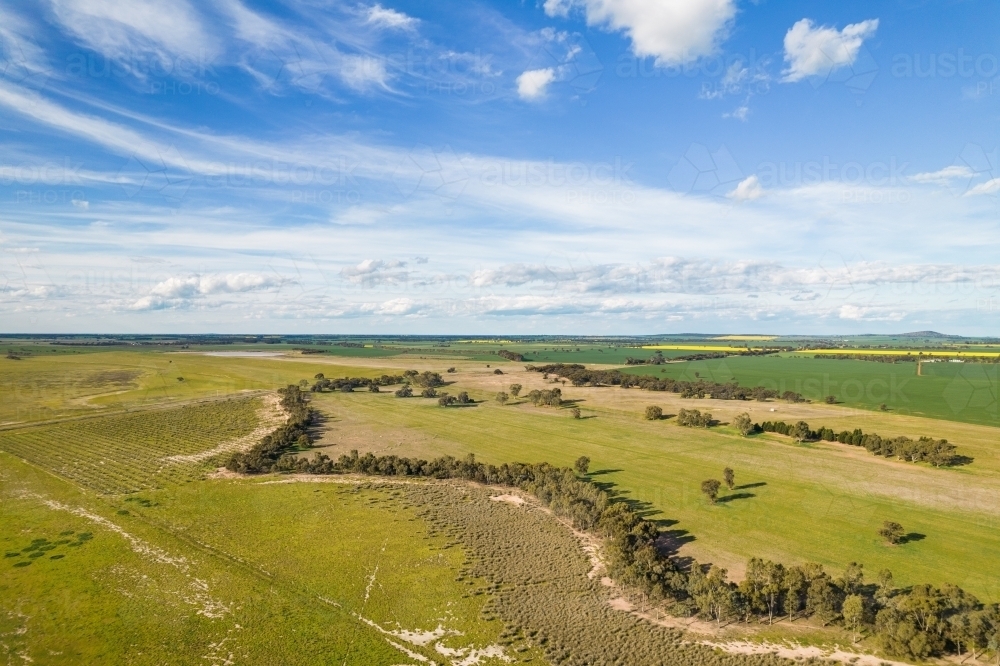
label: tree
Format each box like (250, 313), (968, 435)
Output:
(571, 407), (581, 419)
(843, 594), (867, 643)
(509, 383), (522, 398)
(879, 521), (905, 545)
(456, 391), (471, 404)
(701, 479), (722, 504)
(574, 456), (590, 475)
(723, 467), (735, 490)
(394, 385), (412, 398)
(314, 373), (325, 379)
(368, 384), (380, 392)
(782, 566), (807, 621)
(438, 395), (457, 406)
(644, 405), (663, 420)
(825, 395), (836, 404)
(421, 387), (438, 398)
(495, 391), (509, 405)
(733, 412), (753, 436)
(792, 421), (811, 441)
(678, 408), (712, 427)
(493, 369), (504, 375)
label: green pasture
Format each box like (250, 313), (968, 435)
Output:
(621, 355), (1000, 426)
(0, 451), (507, 665)
(309, 388), (1000, 603)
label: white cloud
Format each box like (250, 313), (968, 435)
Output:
(71, 198), (89, 209)
(339, 55), (391, 90)
(911, 165), (974, 184)
(546, 0), (736, 66)
(782, 18), (878, 83)
(340, 259), (408, 283)
(48, 0), (214, 70)
(366, 4), (417, 31)
(965, 178), (1000, 197)
(723, 104), (749, 121)
(516, 68), (556, 99)
(838, 304), (904, 322)
(727, 175), (763, 201)
(131, 273), (283, 310)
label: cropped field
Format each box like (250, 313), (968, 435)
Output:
(621, 355), (1000, 426)
(0, 398), (271, 494)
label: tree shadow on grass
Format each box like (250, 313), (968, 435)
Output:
(734, 482), (766, 490)
(588, 468), (623, 476)
(716, 492), (755, 503)
(902, 533), (926, 544)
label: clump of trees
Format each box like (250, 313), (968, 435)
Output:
(439, 391), (473, 407)
(732, 413), (753, 436)
(411, 371), (444, 388)
(225, 386), (315, 473)
(497, 350), (524, 362)
(879, 521), (905, 544)
(394, 385), (413, 398)
(677, 408), (712, 427)
(495, 391), (509, 405)
(420, 387), (438, 398)
(509, 384), (522, 398)
(644, 406), (662, 420)
(525, 388), (562, 407)
(755, 420), (963, 467)
(310, 373), (404, 392)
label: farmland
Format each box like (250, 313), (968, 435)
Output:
(3, 336), (1000, 664)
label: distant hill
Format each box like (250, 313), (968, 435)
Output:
(900, 331), (950, 338)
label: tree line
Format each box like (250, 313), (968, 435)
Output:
(497, 349), (525, 362)
(252, 445), (999, 662)
(224, 385), (316, 473)
(755, 420), (963, 467)
(525, 363), (805, 402)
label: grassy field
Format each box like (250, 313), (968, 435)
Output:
(6, 343), (1000, 663)
(0, 451), (518, 665)
(621, 355), (1000, 426)
(304, 361), (1000, 604)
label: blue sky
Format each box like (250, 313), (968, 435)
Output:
(1, 0), (1000, 334)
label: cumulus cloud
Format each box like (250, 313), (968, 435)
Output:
(340, 259), (409, 286)
(545, 0), (736, 66)
(130, 273), (283, 310)
(727, 175), (764, 201)
(516, 68), (556, 100)
(366, 4), (417, 31)
(782, 18), (878, 83)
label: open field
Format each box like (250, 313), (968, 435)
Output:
(4, 341), (1000, 663)
(622, 355), (1000, 426)
(0, 451), (523, 665)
